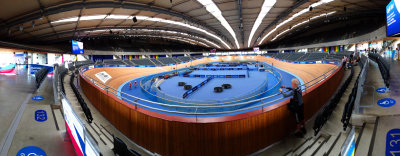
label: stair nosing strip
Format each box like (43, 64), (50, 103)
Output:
(367, 116), (380, 156)
(324, 132), (341, 156)
(355, 122), (366, 151)
(311, 135), (331, 156)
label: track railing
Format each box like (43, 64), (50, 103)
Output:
(79, 59), (341, 115)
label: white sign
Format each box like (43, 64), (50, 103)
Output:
(95, 71), (112, 83)
(316, 61), (322, 64)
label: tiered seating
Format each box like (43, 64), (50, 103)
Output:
(301, 53), (327, 61)
(177, 56), (191, 62)
(113, 136), (141, 156)
(368, 53), (390, 88)
(131, 59), (155, 66)
(192, 55), (203, 59)
(103, 59), (126, 65)
(35, 67), (48, 89)
(274, 53), (288, 60)
(284, 53), (305, 61)
(148, 59), (162, 65)
(264, 53), (277, 58)
(70, 73), (93, 123)
(313, 65), (354, 135)
(69, 60), (94, 71)
(341, 54), (367, 130)
(157, 57), (177, 65)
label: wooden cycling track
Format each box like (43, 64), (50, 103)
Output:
(80, 56), (343, 156)
(83, 56), (335, 94)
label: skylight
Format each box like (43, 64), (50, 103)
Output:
(84, 28), (218, 48)
(258, 0), (335, 45)
(51, 14), (230, 49)
(248, 0), (277, 47)
(271, 11), (337, 41)
(196, 0), (240, 49)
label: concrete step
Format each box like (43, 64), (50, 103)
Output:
(313, 133), (338, 156)
(283, 137), (313, 156)
(300, 135), (327, 156)
(355, 123), (375, 156)
(329, 131), (348, 156)
(52, 106), (65, 131)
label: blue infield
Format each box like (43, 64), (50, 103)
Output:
(118, 61), (301, 117)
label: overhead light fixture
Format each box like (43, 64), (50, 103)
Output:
(309, 6), (313, 11)
(109, 30), (112, 34)
(51, 14), (230, 49)
(196, 0), (240, 49)
(258, 0), (335, 45)
(133, 16), (137, 23)
(19, 25), (23, 32)
(247, 0), (276, 47)
(344, 7), (347, 12)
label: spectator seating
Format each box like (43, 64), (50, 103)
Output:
(313, 65), (354, 135)
(156, 57), (176, 65)
(131, 59), (155, 66)
(103, 59), (127, 65)
(113, 136), (141, 156)
(368, 53), (390, 88)
(341, 54), (367, 130)
(177, 56), (191, 62)
(70, 73), (93, 123)
(35, 67), (49, 89)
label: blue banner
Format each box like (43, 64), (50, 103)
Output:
(72, 40), (84, 54)
(387, 0), (400, 36)
(30, 64), (54, 75)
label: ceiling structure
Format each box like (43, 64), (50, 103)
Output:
(0, 0), (389, 51)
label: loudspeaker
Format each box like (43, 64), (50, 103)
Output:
(222, 84), (232, 89)
(178, 82), (186, 86)
(132, 16), (138, 23)
(184, 85), (192, 90)
(214, 87), (223, 93)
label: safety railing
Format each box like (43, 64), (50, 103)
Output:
(79, 59), (341, 115)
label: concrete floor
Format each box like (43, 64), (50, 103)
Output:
(0, 66), (75, 156)
(355, 58), (400, 156)
(1, 59), (398, 156)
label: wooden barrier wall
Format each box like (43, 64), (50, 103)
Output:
(80, 66), (344, 156)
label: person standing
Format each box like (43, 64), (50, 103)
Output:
(280, 78), (306, 137)
(134, 81), (138, 88)
(129, 82), (132, 90)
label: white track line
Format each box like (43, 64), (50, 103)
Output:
(156, 67), (168, 71)
(0, 93), (32, 156)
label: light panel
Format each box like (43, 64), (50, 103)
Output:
(248, 0), (277, 47)
(51, 14), (230, 49)
(271, 11), (337, 41)
(196, 0), (240, 49)
(258, 0), (335, 45)
(84, 28), (219, 48)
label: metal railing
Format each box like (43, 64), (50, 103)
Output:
(354, 54), (369, 113)
(79, 59), (341, 115)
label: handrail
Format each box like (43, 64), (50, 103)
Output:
(79, 58), (342, 115)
